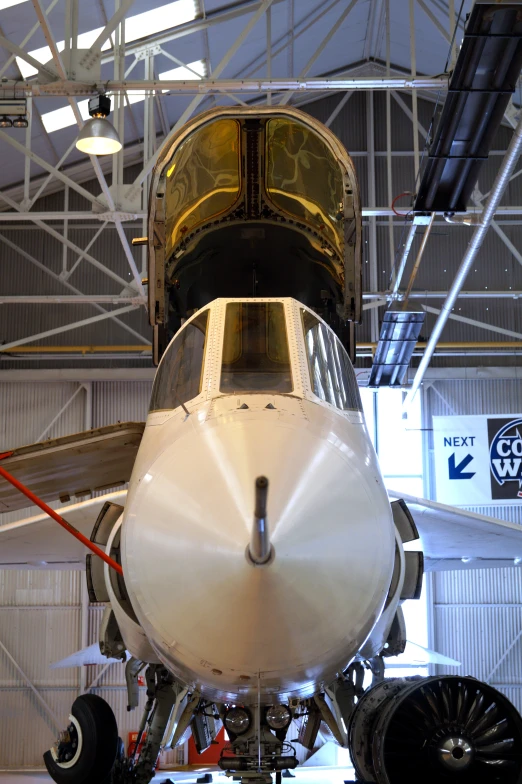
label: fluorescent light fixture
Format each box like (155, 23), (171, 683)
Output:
(41, 60), (205, 134)
(16, 0), (198, 79)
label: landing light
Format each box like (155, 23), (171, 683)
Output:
(265, 704), (292, 730)
(224, 707), (251, 736)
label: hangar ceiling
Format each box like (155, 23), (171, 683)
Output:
(0, 0), (521, 373)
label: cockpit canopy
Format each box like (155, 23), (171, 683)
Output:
(147, 107), (362, 363)
(164, 116), (346, 260)
(149, 299), (362, 415)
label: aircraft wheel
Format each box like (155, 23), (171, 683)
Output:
(372, 676), (522, 784)
(43, 693), (119, 784)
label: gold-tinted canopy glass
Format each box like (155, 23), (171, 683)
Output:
(165, 118), (241, 256)
(265, 118), (345, 254)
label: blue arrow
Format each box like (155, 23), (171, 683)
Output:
(448, 453), (475, 480)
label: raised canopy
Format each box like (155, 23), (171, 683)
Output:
(146, 106), (362, 363)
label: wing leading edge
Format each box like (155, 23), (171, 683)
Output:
(391, 491), (522, 571)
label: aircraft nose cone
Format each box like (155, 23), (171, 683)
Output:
(122, 415), (394, 699)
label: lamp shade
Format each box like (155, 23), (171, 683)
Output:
(76, 117), (122, 155)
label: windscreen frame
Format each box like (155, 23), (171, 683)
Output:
(219, 300), (294, 395)
(299, 305), (363, 413)
(149, 307), (210, 413)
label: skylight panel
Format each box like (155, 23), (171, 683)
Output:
(41, 98), (91, 134)
(125, 0), (198, 43)
(16, 0), (198, 79)
(160, 60), (205, 82)
(41, 60), (205, 134)
(0, 0), (28, 9)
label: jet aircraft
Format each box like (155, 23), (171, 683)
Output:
(1, 106), (522, 784)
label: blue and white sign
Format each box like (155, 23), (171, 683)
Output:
(433, 415), (522, 505)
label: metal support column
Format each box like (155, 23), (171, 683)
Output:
(386, 0), (395, 283)
(367, 90), (379, 341)
(266, 5), (272, 105)
(409, 0), (420, 181)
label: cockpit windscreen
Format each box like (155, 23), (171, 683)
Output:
(220, 302), (292, 394)
(149, 309), (209, 412)
(301, 309), (362, 411)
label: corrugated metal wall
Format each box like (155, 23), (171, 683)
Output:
(424, 379), (522, 713)
(0, 379), (156, 770)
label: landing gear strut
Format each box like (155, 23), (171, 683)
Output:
(45, 666), (184, 784)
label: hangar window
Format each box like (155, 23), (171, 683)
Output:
(265, 118), (344, 255)
(165, 118), (241, 256)
(221, 302), (292, 393)
(301, 309), (362, 411)
(149, 310), (209, 412)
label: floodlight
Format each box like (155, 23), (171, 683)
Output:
(0, 116), (12, 128)
(75, 95), (122, 156)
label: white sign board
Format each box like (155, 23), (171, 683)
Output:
(433, 414), (522, 505)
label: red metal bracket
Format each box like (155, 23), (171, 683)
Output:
(0, 464), (123, 576)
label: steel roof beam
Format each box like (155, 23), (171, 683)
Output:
(0, 0), (59, 80)
(0, 32), (56, 78)
(129, 0), (277, 198)
(0, 128), (105, 209)
(5, 206), (522, 218)
(99, 0), (286, 64)
(1, 291), (520, 305)
(77, 0), (136, 70)
(0, 232), (149, 344)
(0, 295), (148, 303)
(0, 304), (140, 353)
(279, 0), (360, 106)
(31, 0), (145, 297)
(422, 304), (522, 340)
(236, 0), (343, 84)
(19, 75), (447, 95)
(0, 211), (143, 220)
(416, 0), (451, 44)
(0, 190), (136, 291)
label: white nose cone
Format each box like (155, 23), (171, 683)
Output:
(122, 416), (394, 700)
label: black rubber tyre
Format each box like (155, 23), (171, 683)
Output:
(43, 693), (119, 784)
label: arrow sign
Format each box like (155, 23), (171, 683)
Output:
(448, 453), (475, 480)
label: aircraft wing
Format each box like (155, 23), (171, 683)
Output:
(391, 492), (522, 570)
(0, 490), (127, 569)
(0, 421), (143, 513)
(50, 643), (128, 668)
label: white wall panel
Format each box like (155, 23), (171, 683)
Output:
(0, 572), (81, 607)
(0, 608), (79, 688)
(426, 378), (522, 717)
(92, 381), (152, 426)
(0, 688), (77, 768)
(0, 380), (158, 769)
